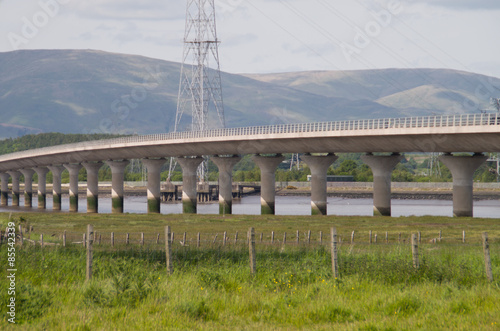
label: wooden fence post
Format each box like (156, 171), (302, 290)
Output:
(439, 230), (442, 242)
(213, 234), (218, 244)
(165, 226), (172, 274)
(385, 231), (388, 243)
(319, 231), (323, 245)
(197, 232), (201, 247)
(249, 227), (256, 274)
(18, 225), (23, 246)
(331, 227), (339, 278)
(86, 224), (93, 281)
(418, 231), (421, 244)
(411, 233), (419, 269)
(271, 231), (274, 244)
(296, 230), (300, 245)
(223, 232), (227, 246)
(126, 233), (129, 245)
(351, 231), (355, 244)
(183, 232), (187, 246)
(82, 233), (86, 248)
(374, 234), (377, 243)
(111, 232), (114, 247)
(307, 230), (311, 245)
(482, 233), (494, 282)
(156, 233), (160, 245)
(234, 232), (238, 245)
(63, 230), (66, 247)
(260, 232), (263, 243)
(462, 231), (466, 243)
(41, 234), (44, 248)
(140, 233), (144, 246)
(369, 230), (372, 244)
(283, 232), (287, 246)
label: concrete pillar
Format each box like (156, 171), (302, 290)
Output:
(48, 166), (65, 211)
(252, 154), (285, 215)
(302, 154), (338, 215)
(0, 173), (9, 206)
(361, 153), (403, 216)
(439, 153), (487, 217)
(64, 164), (82, 212)
(20, 169), (35, 207)
(176, 157), (203, 214)
(212, 156), (241, 215)
(105, 160), (129, 214)
(82, 162), (103, 213)
(7, 171), (21, 206)
(34, 167), (49, 209)
(142, 158), (165, 214)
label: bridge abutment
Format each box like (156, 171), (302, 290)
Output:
(82, 162), (103, 213)
(302, 154), (338, 215)
(439, 153), (487, 217)
(177, 157), (204, 214)
(48, 166), (65, 211)
(142, 159), (165, 214)
(361, 153), (403, 216)
(34, 167), (49, 209)
(212, 155), (241, 215)
(20, 169), (34, 208)
(0, 173), (9, 206)
(252, 154), (285, 215)
(106, 160), (129, 214)
(64, 164), (82, 212)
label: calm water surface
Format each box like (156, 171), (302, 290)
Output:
(1, 195), (499, 218)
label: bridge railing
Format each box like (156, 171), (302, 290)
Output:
(1, 113), (498, 160)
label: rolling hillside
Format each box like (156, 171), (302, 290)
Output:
(0, 49), (498, 139)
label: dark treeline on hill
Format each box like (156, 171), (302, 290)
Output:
(0, 133), (122, 155)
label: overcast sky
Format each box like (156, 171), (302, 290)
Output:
(1, 0), (499, 77)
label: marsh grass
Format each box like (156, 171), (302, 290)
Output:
(0, 212), (499, 330)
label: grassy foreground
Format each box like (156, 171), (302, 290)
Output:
(0, 212), (499, 330)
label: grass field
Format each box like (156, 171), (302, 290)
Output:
(0, 212), (499, 330)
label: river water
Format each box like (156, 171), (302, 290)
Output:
(1, 195), (499, 218)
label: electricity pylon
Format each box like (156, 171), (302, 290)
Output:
(168, 0), (226, 181)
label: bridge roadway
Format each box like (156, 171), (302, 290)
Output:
(0, 113), (498, 217)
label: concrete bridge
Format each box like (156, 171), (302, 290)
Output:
(0, 113), (499, 217)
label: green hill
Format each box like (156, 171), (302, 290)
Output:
(0, 49), (498, 139)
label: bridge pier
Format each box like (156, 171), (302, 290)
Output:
(34, 167), (49, 209)
(252, 154), (285, 215)
(361, 153), (403, 216)
(0, 173), (9, 206)
(48, 166), (65, 211)
(142, 158), (165, 214)
(7, 171), (21, 206)
(82, 162), (103, 213)
(105, 160), (129, 214)
(64, 164), (82, 212)
(302, 154), (338, 215)
(20, 169), (34, 208)
(212, 155), (241, 215)
(439, 153), (487, 217)
(177, 157), (204, 214)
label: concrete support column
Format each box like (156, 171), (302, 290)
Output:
(302, 154), (338, 215)
(252, 154), (285, 215)
(20, 169), (34, 207)
(64, 164), (82, 212)
(105, 160), (129, 214)
(82, 162), (103, 213)
(361, 153), (403, 216)
(142, 158), (165, 214)
(176, 157), (203, 214)
(212, 156), (241, 215)
(0, 173), (9, 206)
(7, 171), (21, 206)
(34, 167), (49, 209)
(439, 153), (487, 217)
(48, 166), (65, 211)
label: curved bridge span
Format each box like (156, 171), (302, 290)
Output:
(0, 113), (499, 217)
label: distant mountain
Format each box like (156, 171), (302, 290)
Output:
(0, 49), (498, 139)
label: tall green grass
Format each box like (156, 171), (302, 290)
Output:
(1, 237), (498, 330)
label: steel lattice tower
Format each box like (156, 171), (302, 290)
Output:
(169, 0), (225, 181)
